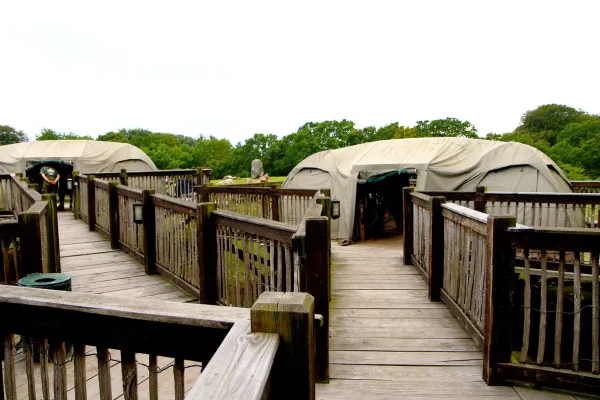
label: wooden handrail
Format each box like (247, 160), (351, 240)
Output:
(212, 209), (298, 243)
(0, 285), (251, 400)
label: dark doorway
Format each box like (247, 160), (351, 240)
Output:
(353, 170), (412, 241)
(26, 161), (74, 210)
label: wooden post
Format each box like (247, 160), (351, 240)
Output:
(272, 190), (280, 222)
(73, 171), (80, 220)
(74, 344), (87, 400)
(119, 169), (128, 186)
(198, 202), (217, 304)
(142, 189), (156, 275)
(108, 182), (120, 249)
(121, 351), (138, 400)
(305, 217), (330, 383)
(4, 335), (16, 400)
(403, 187), (415, 265)
(87, 175), (96, 231)
(18, 212), (43, 275)
(251, 292), (315, 400)
(42, 194), (61, 273)
(429, 196), (445, 301)
(317, 191), (332, 301)
(475, 186), (486, 213)
(483, 215), (516, 385)
(201, 168), (212, 186)
(53, 342), (67, 400)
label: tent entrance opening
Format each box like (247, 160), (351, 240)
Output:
(353, 170), (411, 241)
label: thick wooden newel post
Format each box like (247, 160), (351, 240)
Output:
(87, 176), (96, 231)
(403, 187), (415, 265)
(305, 217), (330, 383)
(42, 193), (61, 273)
(251, 292), (315, 400)
(142, 189), (156, 275)
(198, 202), (217, 304)
(475, 186), (486, 213)
(429, 196), (445, 301)
(18, 211), (43, 275)
(108, 182), (120, 249)
(483, 215), (516, 385)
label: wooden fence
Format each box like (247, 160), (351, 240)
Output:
(403, 188), (600, 391)
(75, 180), (332, 383)
(422, 187), (600, 228)
(0, 174), (60, 282)
(195, 186), (319, 225)
(0, 286), (318, 400)
(571, 180), (600, 193)
(79, 168), (210, 200)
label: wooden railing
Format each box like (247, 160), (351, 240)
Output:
(0, 174), (13, 210)
(571, 180), (600, 193)
(403, 187), (600, 392)
(421, 187), (600, 228)
(214, 211), (299, 307)
(74, 180), (331, 383)
(153, 194), (204, 297)
(0, 286), (321, 400)
(79, 168), (211, 200)
(93, 178), (111, 235)
(0, 220), (20, 284)
(10, 175), (39, 214)
(195, 186), (319, 225)
(0, 174), (60, 281)
(117, 185), (146, 261)
(494, 227), (600, 385)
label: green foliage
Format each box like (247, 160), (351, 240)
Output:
(0, 125), (28, 145)
(22, 104), (600, 183)
(415, 118), (478, 138)
(37, 128), (92, 141)
(487, 105), (600, 180)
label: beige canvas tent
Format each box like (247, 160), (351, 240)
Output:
(0, 141), (157, 174)
(283, 137), (573, 240)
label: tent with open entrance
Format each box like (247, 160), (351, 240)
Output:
(282, 137), (574, 241)
(0, 140), (157, 174)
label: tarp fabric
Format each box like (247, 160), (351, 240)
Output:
(282, 137), (573, 240)
(0, 141), (156, 174)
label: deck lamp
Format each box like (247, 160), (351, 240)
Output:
(67, 178), (73, 190)
(133, 202), (144, 224)
(331, 199), (340, 220)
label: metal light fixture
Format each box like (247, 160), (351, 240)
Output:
(133, 202), (144, 224)
(331, 199), (340, 220)
(67, 178), (73, 190)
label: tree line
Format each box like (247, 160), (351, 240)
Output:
(1, 104), (599, 180)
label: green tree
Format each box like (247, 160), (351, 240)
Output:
(415, 118), (478, 138)
(515, 104), (591, 145)
(37, 128), (92, 140)
(0, 125), (28, 145)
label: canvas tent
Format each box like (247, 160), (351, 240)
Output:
(0, 141), (157, 174)
(282, 137), (574, 241)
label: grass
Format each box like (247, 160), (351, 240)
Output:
(210, 176), (287, 185)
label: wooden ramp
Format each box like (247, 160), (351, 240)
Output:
(315, 235), (592, 400)
(58, 212), (195, 302)
(8, 212), (199, 400)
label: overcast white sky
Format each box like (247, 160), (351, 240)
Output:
(1, 1), (599, 142)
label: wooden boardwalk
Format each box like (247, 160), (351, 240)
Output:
(58, 212), (195, 302)
(8, 214), (597, 399)
(315, 235), (595, 400)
